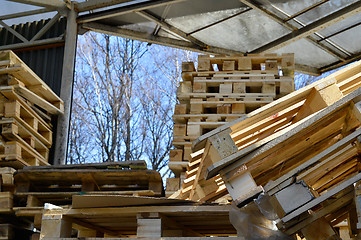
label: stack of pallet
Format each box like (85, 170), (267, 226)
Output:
(0, 50), (64, 168)
(185, 59), (361, 238)
(166, 53), (295, 196)
(13, 161), (164, 239)
(0, 50), (64, 239)
(0, 167), (34, 239)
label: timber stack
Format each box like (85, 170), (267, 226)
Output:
(0, 50), (64, 168)
(167, 53), (295, 196)
(181, 58), (361, 238)
(0, 50), (64, 239)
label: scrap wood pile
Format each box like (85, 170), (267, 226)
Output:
(0, 50), (64, 168)
(180, 58), (361, 238)
(4, 161), (164, 239)
(167, 53), (295, 197)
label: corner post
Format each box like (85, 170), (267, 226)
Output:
(54, 3), (78, 165)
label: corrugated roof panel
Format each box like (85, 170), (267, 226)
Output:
(0, 17), (66, 95)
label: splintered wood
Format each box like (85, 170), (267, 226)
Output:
(186, 58), (361, 238)
(167, 53), (295, 198)
(0, 50), (63, 168)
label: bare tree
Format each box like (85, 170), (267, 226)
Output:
(68, 32), (198, 177)
(69, 32), (146, 163)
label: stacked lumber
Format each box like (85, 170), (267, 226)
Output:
(186, 59), (361, 238)
(167, 54), (294, 199)
(0, 50), (64, 168)
(36, 195), (235, 239)
(167, 53), (295, 197)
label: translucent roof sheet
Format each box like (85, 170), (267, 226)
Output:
(2, 0), (361, 75)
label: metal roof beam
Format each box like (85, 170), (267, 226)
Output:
(320, 52), (361, 74)
(77, 0), (186, 23)
(6, 0), (65, 9)
(295, 64), (320, 76)
(81, 22), (244, 56)
(0, 8), (52, 20)
(251, 0), (361, 53)
(30, 12), (61, 41)
(239, 0), (346, 61)
(0, 37), (64, 51)
(187, 8), (251, 36)
(0, 19), (29, 43)
(136, 10), (208, 50)
(75, 0), (134, 12)
(283, 0), (330, 22)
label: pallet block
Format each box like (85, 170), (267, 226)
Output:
(166, 178), (180, 192)
(0, 192), (13, 212)
(169, 149), (183, 162)
(181, 62), (195, 72)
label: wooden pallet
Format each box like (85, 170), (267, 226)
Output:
(38, 202), (235, 239)
(0, 51), (63, 115)
(182, 59), (361, 204)
(0, 140), (49, 169)
(168, 54), (295, 194)
(14, 165), (163, 206)
(173, 113), (245, 124)
(0, 118), (49, 161)
(0, 89), (52, 146)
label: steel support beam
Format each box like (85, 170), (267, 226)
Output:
(0, 8), (52, 20)
(320, 52), (361, 74)
(0, 20), (29, 43)
(136, 10), (208, 49)
(75, 0), (134, 12)
(81, 22), (243, 56)
(77, 0), (186, 23)
(294, 64), (320, 76)
(251, 0), (361, 53)
(0, 37), (64, 51)
(54, 3), (78, 165)
(30, 13), (61, 41)
(239, 0), (346, 61)
(6, 0), (65, 9)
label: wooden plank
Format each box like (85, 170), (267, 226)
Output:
(192, 75), (336, 152)
(300, 217), (338, 240)
(264, 128), (361, 194)
(206, 87), (361, 180)
(13, 84), (63, 115)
